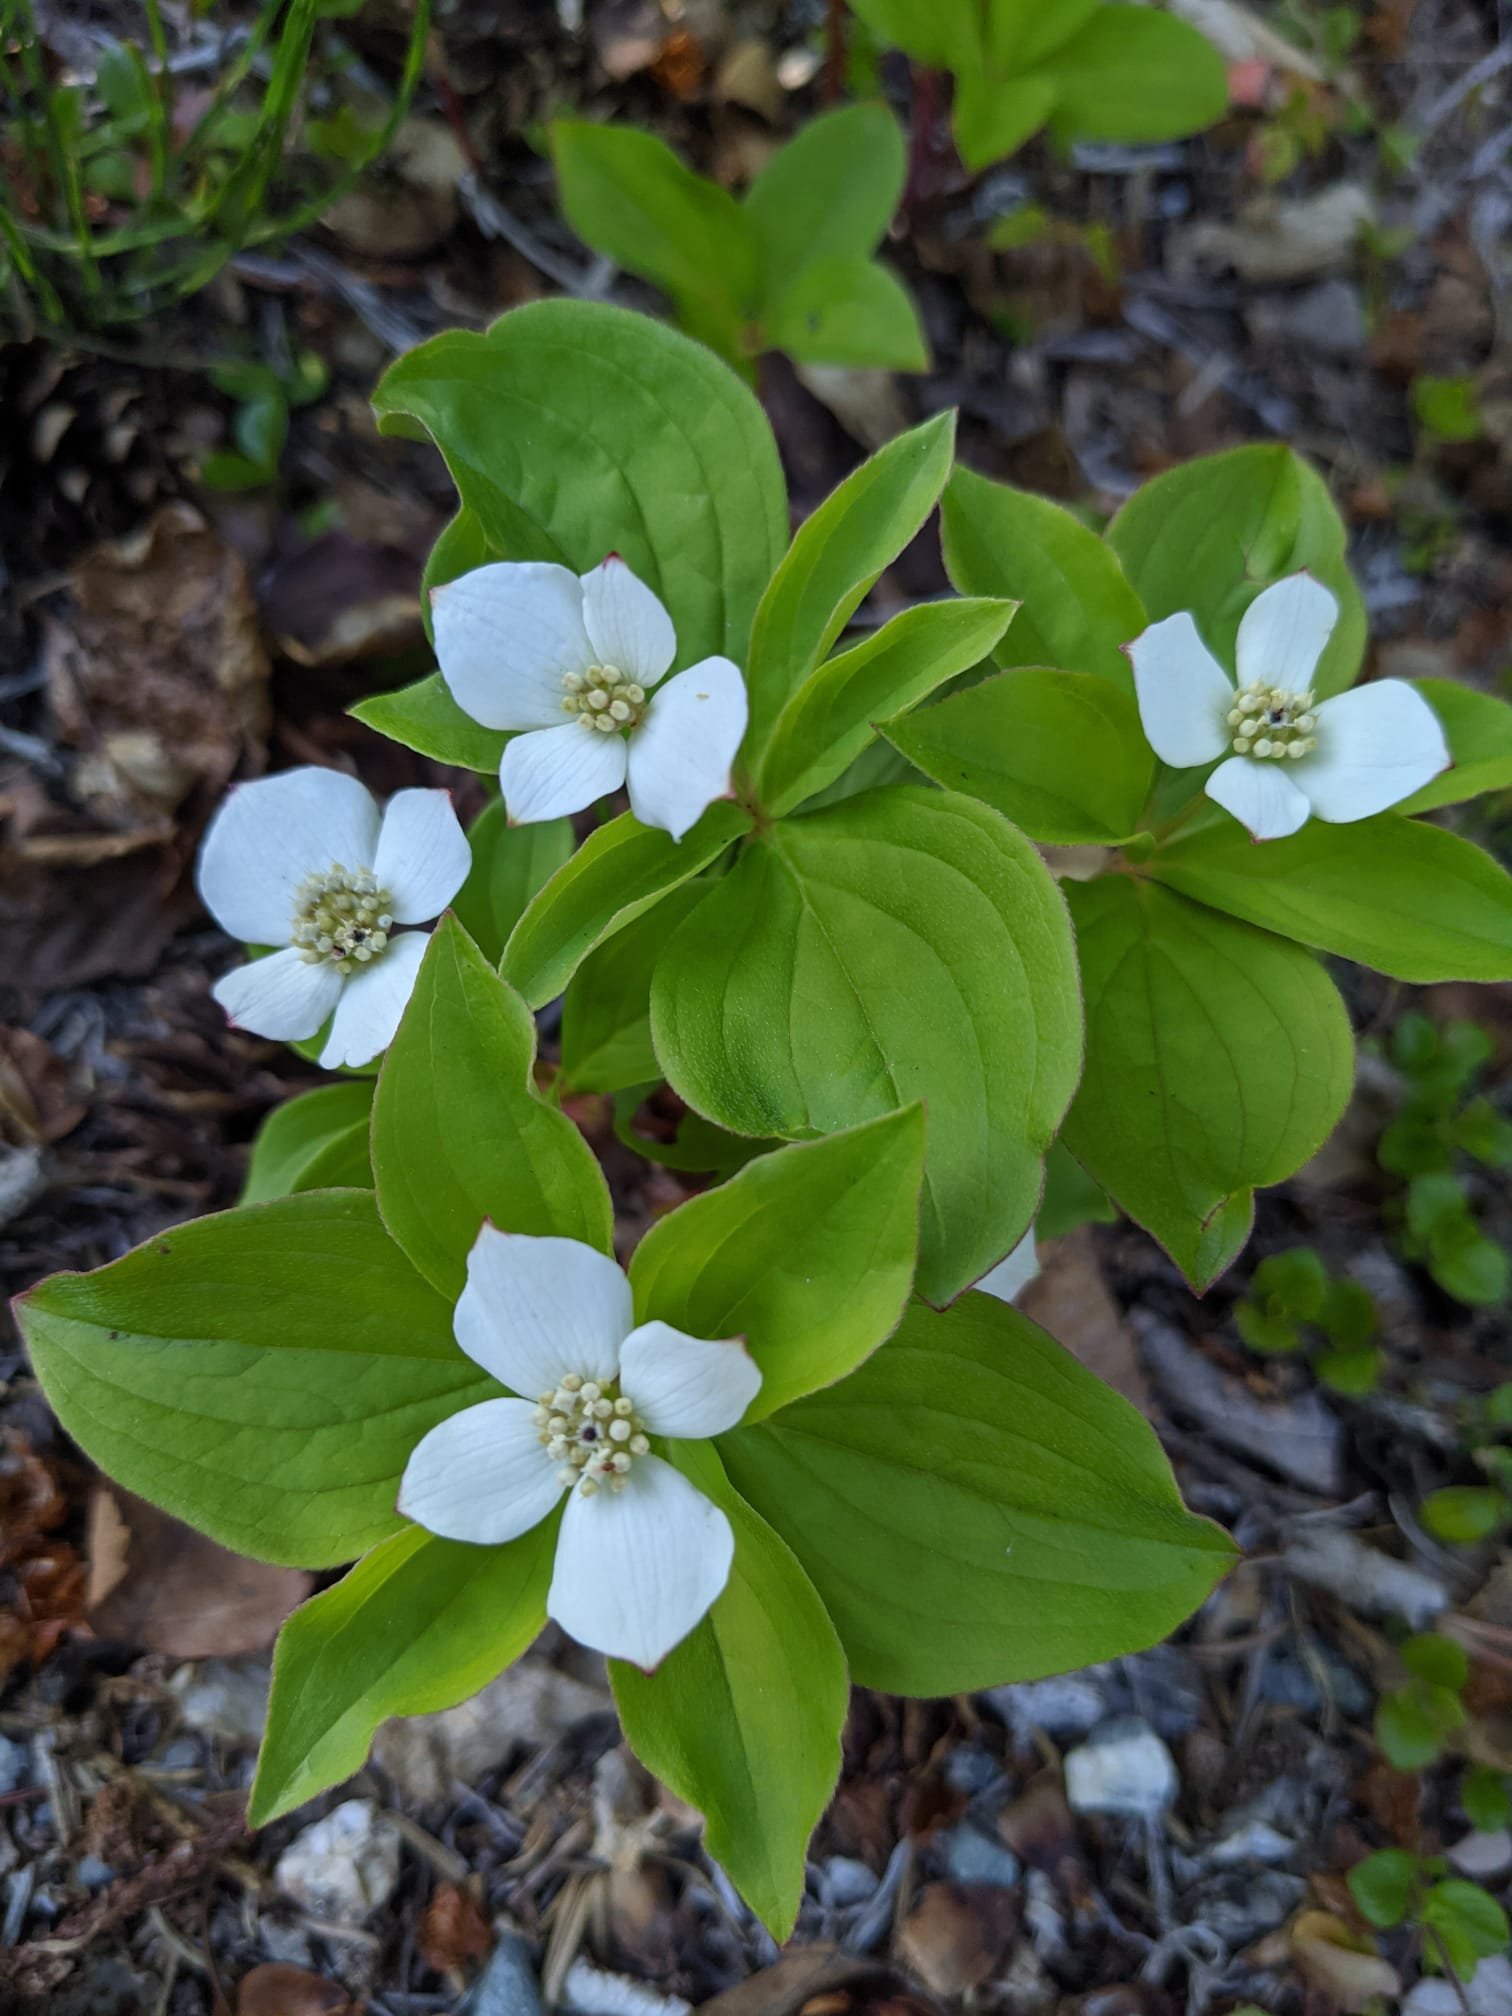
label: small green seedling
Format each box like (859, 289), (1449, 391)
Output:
(1235, 1247), (1380, 1394)
(1375, 1633), (1469, 1772)
(1350, 1845), (1509, 1981)
(1381, 1013), (1512, 1307)
(1421, 1383), (1512, 1546)
(551, 104), (927, 378)
(201, 350), (330, 493)
(845, 0), (1227, 171)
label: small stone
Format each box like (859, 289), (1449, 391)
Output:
(274, 1799), (401, 1923)
(169, 1655), (271, 1745)
(823, 1856), (879, 1907)
(462, 1933), (544, 2016)
(1064, 1717), (1178, 1819)
(0, 1735), (31, 1796)
(943, 1744), (1001, 1794)
(73, 1855), (115, 1890)
(374, 1658), (609, 1804)
(1207, 1819), (1295, 1866)
(941, 1822), (1021, 1889)
(1448, 1828), (1512, 1879)
(986, 1672), (1107, 1741)
(1404, 1955), (1512, 2016)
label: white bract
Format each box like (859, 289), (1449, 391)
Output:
(197, 767), (469, 1069)
(398, 1228), (762, 1669)
(1128, 573), (1450, 841)
(432, 555), (748, 841)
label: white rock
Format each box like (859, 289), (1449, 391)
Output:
(1064, 1717), (1178, 1819)
(274, 1799), (401, 1923)
(1449, 1828), (1512, 1879)
(1208, 1819), (1295, 1866)
(373, 1658), (609, 1804)
(169, 1655), (271, 1745)
(1404, 1955), (1512, 2016)
(987, 1672), (1108, 1741)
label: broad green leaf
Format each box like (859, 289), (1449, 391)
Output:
(251, 1517), (556, 1824)
(550, 121), (757, 362)
(1038, 1139), (1116, 1238)
(997, 0), (1102, 69)
(651, 786), (1082, 1305)
(1421, 1880), (1510, 1976)
(941, 465), (1145, 684)
(884, 667), (1153, 842)
(1397, 678), (1512, 813)
(1108, 445), (1366, 699)
(452, 802), (575, 966)
(16, 1192), (483, 1568)
(953, 72), (1058, 169)
(612, 1444), (846, 1940)
(719, 1293), (1235, 1694)
(373, 918), (612, 1299)
(419, 505), (496, 644)
(351, 673), (507, 773)
(758, 597), (1016, 817)
(1061, 877), (1354, 1290)
(796, 735), (916, 813)
(374, 300), (787, 668)
(630, 1108), (925, 1420)
(560, 885), (705, 1095)
(1348, 1849), (1419, 1930)
(745, 104), (904, 290)
(743, 413), (956, 759)
(503, 804), (752, 1010)
(764, 258), (928, 371)
(1151, 817), (1512, 983)
(1043, 7), (1229, 145)
(844, 0), (977, 68)
(241, 1082), (374, 1203)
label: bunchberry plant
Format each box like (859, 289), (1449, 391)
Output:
(1421, 1384), (1512, 1547)
(1351, 1844), (1510, 1982)
(1234, 1248), (1380, 1395)
(552, 104), (927, 377)
(16, 298), (1512, 1935)
(845, 0), (1228, 171)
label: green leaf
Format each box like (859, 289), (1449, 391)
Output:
(373, 918), (612, 1300)
(630, 1108), (925, 1420)
(611, 1444), (846, 1940)
(1042, 7), (1229, 145)
(1421, 1880), (1510, 1974)
(743, 413), (956, 760)
(1107, 444), (1366, 700)
(451, 802), (575, 966)
(1037, 1139), (1116, 1238)
(1421, 1486), (1508, 1544)
(241, 1082), (374, 1203)
(651, 787), (1083, 1306)
(503, 804), (752, 1010)
(1151, 817), (1512, 984)
(374, 300), (787, 669)
(1463, 1765), (1512, 1835)
(1234, 1305), (1302, 1356)
(550, 121), (758, 362)
(759, 598), (1017, 818)
(844, 0), (978, 68)
(1348, 1848), (1419, 1930)
(1061, 877), (1354, 1292)
(233, 391), (288, 474)
(15, 1192), (482, 1568)
(1413, 373), (1482, 444)
(745, 103), (904, 292)
(883, 667), (1154, 843)
(719, 1293), (1235, 1694)
(1396, 678), (1512, 814)
(941, 465), (1146, 685)
(953, 72), (1058, 169)
(251, 1517), (556, 1824)
(351, 674), (508, 773)
(560, 885), (705, 1096)
(1314, 1343), (1381, 1395)
(764, 258), (928, 371)
(1250, 1248), (1328, 1321)
(1401, 1632), (1469, 1690)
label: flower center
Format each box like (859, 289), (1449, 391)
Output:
(562, 664), (647, 735)
(534, 1371), (650, 1496)
(290, 864), (395, 974)
(1227, 682), (1318, 760)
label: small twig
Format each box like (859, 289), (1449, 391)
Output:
(458, 171), (616, 299)
(1415, 41), (1512, 145)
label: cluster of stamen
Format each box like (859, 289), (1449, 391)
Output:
(533, 1372), (650, 1496)
(290, 864), (394, 973)
(562, 664), (647, 735)
(1228, 682), (1318, 760)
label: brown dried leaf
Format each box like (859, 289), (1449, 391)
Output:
(85, 1484), (311, 1657)
(419, 1883), (493, 1975)
(895, 1884), (1019, 1999)
(1287, 1909), (1401, 2011)
(1018, 1228), (1153, 1416)
(0, 1026), (87, 1147)
(235, 1962), (355, 2016)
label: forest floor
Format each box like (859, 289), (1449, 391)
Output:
(1, 3), (1511, 2013)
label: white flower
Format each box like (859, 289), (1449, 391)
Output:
(432, 555), (748, 841)
(976, 1228), (1040, 1305)
(1128, 574), (1451, 841)
(197, 767), (470, 1070)
(398, 1228), (762, 1669)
